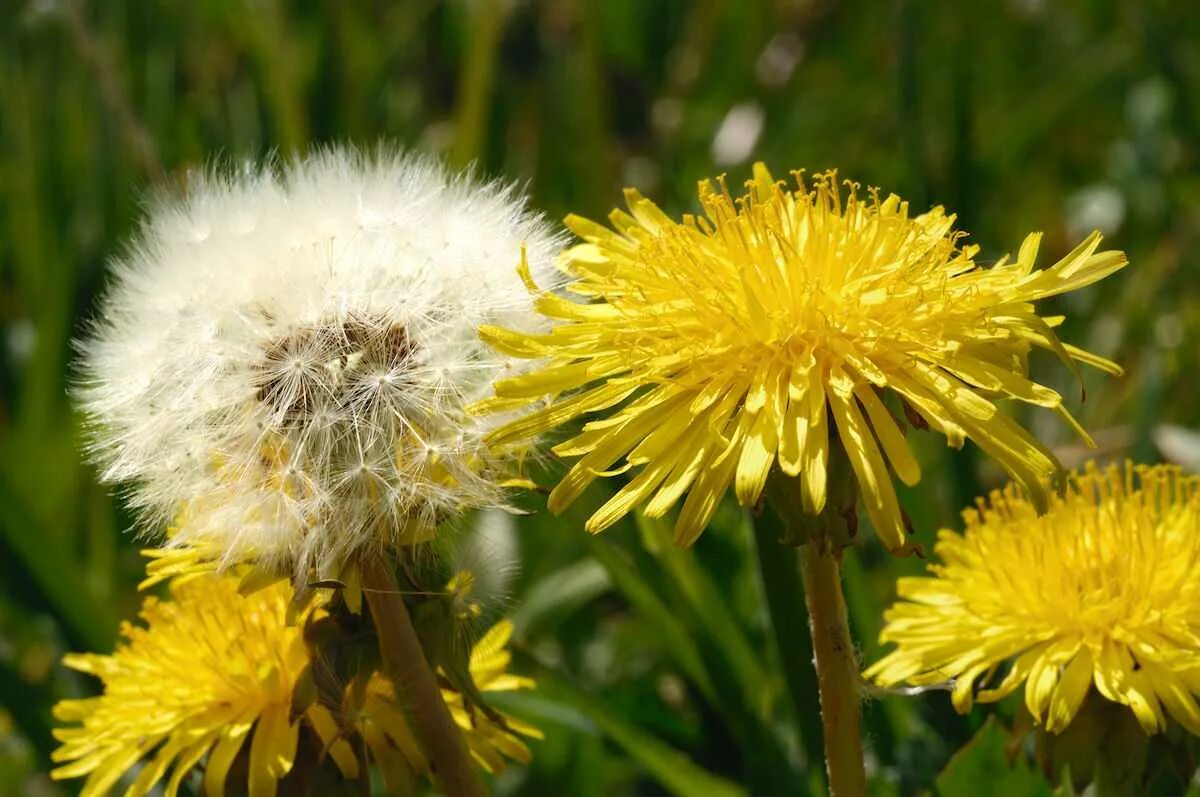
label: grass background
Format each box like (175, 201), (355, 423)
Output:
(1, 1), (1198, 794)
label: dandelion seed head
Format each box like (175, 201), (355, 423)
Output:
(79, 147), (562, 576)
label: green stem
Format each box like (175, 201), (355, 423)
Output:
(766, 459), (868, 796)
(801, 544), (868, 797)
(361, 558), (486, 797)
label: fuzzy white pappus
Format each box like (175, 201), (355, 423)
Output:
(78, 147), (563, 577)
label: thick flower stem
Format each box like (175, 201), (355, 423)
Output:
(766, 452), (867, 795)
(361, 559), (486, 797)
(802, 545), (868, 797)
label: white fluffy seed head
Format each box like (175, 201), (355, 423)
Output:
(78, 147), (563, 577)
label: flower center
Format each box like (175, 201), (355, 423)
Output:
(245, 315), (449, 539)
(254, 316), (417, 426)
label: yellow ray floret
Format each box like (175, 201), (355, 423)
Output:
(866, 461), (1200, 735)
(51, 571), (539, 796)
(51, 576), (315, 797)
(475, 165), (1127, 550)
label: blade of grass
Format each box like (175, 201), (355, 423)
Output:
(510, 557), (612, 638)
(584, 534), (717, 703)
(634, 513), (771, 712)
(450, 0), (506, 168)
(632, 512), (803, 795)
(749, 510), (825, 794)
(0, 476), (115, 651)
(529, 664), (747, 797)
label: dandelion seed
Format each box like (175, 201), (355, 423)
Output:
(474, 165), (1127, 551)
(866, 461), (1200, 735)
(78, 147), (561, 577)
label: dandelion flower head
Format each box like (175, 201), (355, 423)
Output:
(52, 576), (316, 797)
(476, 165), (1127, 550)
(79, 148), (561, 575)
(866, 461), (1200, 735)
(51, 572), (539, 796)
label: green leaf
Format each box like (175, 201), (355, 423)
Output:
(936, 717), (1053, 797)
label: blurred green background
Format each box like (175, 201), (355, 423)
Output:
(1, 1), (1198, 794)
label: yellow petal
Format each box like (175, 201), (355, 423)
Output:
(734, 410), (776, 506)
(485, 380), (638, 447)
(853, 383), (920, 486)
(247, 703), (297, 797)
(1024, 232), (1127, 301)
(360, 720), (422, 793)
(125, 737), (185, 797)
(1046, 646), (1092, 732)
(493, 354), (625, 399)
(950, 663), (990, 714)
(78, 746), (148, 797)
(547, 390), (689, 513)
(735, 362), (786, 506)
(800, 378), (829, 515)
(1145, 661), (1200, 735)
(777, 389), (807, 476)
(586, 451), (680, 534)
(943, 354), (1062, 409)
(976, 645), (1045, 705)
(204, 721), (253, 797)
(828, 374), (906, 550)
(675, 431), (742, 546)
(306, 705), (359, 779)
(165, 737), (218, 797)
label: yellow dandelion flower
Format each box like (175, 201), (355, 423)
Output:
(865, 461), (1200, 735)
(361, 619), (542, 778)
(52, 573), (539, 796)
(450, 618), (543, 770)
(474, 166), (1127, 551)
(51, 577), (314, 797)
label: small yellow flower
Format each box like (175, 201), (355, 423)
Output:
(365, 619), (542, 776)
(474, 166), (1127, 551)
(52, 572), (539, 796)
(51, 576), (314, 797)
(866, 461), (1200, 735)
